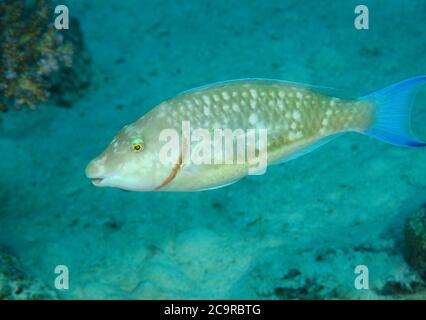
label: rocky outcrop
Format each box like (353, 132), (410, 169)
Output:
(0, 248), (57, 300)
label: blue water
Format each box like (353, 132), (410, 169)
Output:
(0, 0), (426, 299)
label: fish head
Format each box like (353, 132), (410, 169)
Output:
(85, 119), (173, 191)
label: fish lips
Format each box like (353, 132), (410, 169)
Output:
(87, 175), (111, 187)
(91, 177), (105, 186)
(85, 164), (111, 187)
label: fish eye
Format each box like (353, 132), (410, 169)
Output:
(131, 138), (144, 152)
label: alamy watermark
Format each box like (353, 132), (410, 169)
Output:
(54, 5), (69, 30)
(354, 5), (369, 30)
(54, 264), (69, 290)
(158, 121), (268, 175)
(354, 265), (369, 290)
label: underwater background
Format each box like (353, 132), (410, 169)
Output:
(1, 0), (426, 299)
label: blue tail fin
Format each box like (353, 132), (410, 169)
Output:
(362, 76), (426, 147)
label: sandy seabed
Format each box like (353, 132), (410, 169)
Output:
(1, 0), (426, 299)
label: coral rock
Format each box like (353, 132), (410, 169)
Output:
(0, 248), (58, 300)
(0, 0), (90, 112)
(404, 204), (426, 281)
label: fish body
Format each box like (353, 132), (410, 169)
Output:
(86, 77), (426, 192)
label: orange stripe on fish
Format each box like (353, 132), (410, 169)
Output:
(155, 140), (189, 190)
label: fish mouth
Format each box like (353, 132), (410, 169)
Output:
(91, 178), (104, 186)
(85, 162), (112, 187)
(89, 175), (114, 187)
(86, 172), (112, 187)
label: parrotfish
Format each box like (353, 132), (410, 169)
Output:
(86, 76), (426, 192)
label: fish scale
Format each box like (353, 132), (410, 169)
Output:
(158, 81), (373, 165)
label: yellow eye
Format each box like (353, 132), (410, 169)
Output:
(131, 138), (144, 152)
(132, 143), (143, 152)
